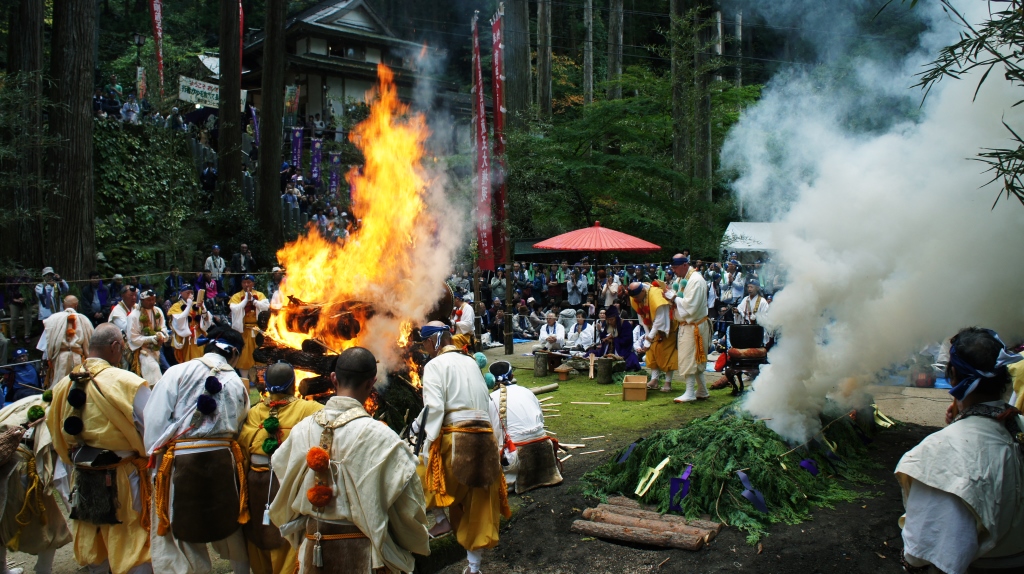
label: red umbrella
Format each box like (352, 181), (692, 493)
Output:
(532, 221), (660, 252)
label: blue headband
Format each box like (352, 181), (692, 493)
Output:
(214, 338), (244, 354)
(671, 256), (689, 266)
(420, 325), (449, 340)
(627, 284), (644, 297)
(266, 367), (296, 394)
(948, 332), (1022, 400)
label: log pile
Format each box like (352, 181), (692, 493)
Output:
(570, 496), (721, 551)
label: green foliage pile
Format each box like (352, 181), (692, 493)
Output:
(93, 121), (201, 272)
(579, 405), (879, 543)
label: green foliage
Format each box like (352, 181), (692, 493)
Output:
(93, 121), (201, 272)
(578, 405), (879, 544)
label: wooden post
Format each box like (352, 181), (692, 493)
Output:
(607, 0), (623, 100)
(735, 10), (743, 88)
(538, 0), (552, 117)
(534, 352), (549, 377)
(583, 0), (593, 105)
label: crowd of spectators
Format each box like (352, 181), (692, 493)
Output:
(446, 251), (784, 350)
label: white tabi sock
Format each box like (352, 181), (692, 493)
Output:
(466, 549), (483, 573)
(695, 370), (709, 398)
(650, 369), (662, 383)
(665, 371), (675, 384)
(675, 375), (697, 403)
(0, 547), (19, 574)
(33, 549), (56, 574)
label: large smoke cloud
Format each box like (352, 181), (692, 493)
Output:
(720, 1), (1024, 442)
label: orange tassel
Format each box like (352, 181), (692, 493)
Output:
(306, 446), (330, 473)
(306, 484), (333, 507)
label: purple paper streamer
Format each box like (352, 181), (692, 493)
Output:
(799, 459), (819, 476)
(290, 127), (303, 170)
(617, 442), (637, 464)
(669, 464), (693, 512)
(736, 470), (768, 513)
(310, 138), (323, 184)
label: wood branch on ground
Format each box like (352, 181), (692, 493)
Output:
(594, 504), (722, 537)
(570, 520), (703, 550)
(581, 508), (713, 539)
(531, 383), (560, 395)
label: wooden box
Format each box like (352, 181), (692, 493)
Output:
(622, 375), (648, 401)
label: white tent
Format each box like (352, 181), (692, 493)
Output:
(723, 222), (776, 252)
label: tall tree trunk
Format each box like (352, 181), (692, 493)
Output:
(735, 10), (742, 87)
(607, 0), (623, 99)
(504, 0), (531, 126)
(17, 0), (44, 269)
(219, 0), (243, 206)
(713, 11), (722, 83)
(257, 0), (286, 251)
(537, 0), (551, 118)
(0, 6), (20, 263)
(583, 0), (593, 105)
(694, 10), (712, 203)
(670, 0), (687, 192)
(49, 0), (96, 279)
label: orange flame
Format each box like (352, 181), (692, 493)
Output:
(269, 64), (431, 387)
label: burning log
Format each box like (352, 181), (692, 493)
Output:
(283, 297), (369, 341)
(252, 338), (337, 376)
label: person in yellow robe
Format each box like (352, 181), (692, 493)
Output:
(0, 395), (73, 574)
(238, 363), (323, 574)
(229, 275), (270, 374)
(46, 324), (152, 574)
(167, 287), (213, 364)
(628, 281), (679, 392)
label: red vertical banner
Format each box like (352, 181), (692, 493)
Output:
(491, 5), (507, 264)
(149, 0), (164, 95)
(239, 0), (245, 76)
(473, 12), (495, 272)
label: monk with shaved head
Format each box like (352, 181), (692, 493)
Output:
(36, 292), (93, 385)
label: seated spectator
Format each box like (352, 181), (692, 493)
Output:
(512, 305), (537, 340)
(589, 306), (641, 371)
(566, 310), (595, 353)
(488, 310), (505, 347)
(557, 301), (577, 333)
(0, 348), (41, 402)
(532, 312), (565, 353)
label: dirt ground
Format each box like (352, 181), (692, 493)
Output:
(434, 422), (936, 574)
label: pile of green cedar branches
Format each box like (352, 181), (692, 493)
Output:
(579, 403), (887, 543)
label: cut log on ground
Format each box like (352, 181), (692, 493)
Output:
(530, 383), (560, 395)
(569, 520), (703, 550)
(581, 508), (712, 539)
(594, 504), (722, 537)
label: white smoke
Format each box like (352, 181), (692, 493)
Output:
(721, 1), (1024, 442)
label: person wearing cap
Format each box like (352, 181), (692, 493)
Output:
(0, 348), (42, 402)
(34, 268), (68, 323)
(37, 295), (93, 386)
(487, 361), (563, 494)
(47, 323), (153, 574)
(0, 388), (73, 574)
(167, 286), (213, 364)
(895, 327), (1024, 574)
(229, 275), (271, 373)
(416, 322), (507, 574)
(665, 255), (711, 404)
(108, 273), (126, 304)
(238, 362), (323, 574)
(143, 325), (251, 573)
(627, 281), (678, 392)
(451, 291), (476, 351)
(127, 290), (168, 386)
(735, 281), (770, 328)
(270, 347), (429, 573)
(205, 245), (226, 284)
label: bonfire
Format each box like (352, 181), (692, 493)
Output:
(251, 64), (453, 430)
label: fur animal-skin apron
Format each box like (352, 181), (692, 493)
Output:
(170, 447), (240, 543)
(450, 419), (502, 489)
(302, 518), (386, 574)
(512, 438), (563, 494)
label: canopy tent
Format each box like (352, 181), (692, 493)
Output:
(533, 221), (660, 252)
(723, 222), (776, 253)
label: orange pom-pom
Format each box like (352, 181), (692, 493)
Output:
(306, 446), (330, 473)
(306, 484), (333, 507)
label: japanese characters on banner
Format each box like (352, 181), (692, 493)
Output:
(472, 12), (495, 271)
(329, 152), (342, 195)
(310, 138), (323, 184)
(284, 85), (300, 127)
(177, 76), (247, 110)
(291, 127), (303, 169)
(149, 0), (164, 94)
(137, 66), (147, 99)
(491, 6), (507, 264)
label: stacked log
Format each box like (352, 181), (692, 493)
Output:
(570, 497), (721, 551)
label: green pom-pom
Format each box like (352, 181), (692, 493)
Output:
(262, 437), (279, 455)
(42, 390), (53, 403)
(26, 405), (45, 423)
(262, 416), (281, 434)
(484, 373), (496, 390)
(474, 352), (488, 369)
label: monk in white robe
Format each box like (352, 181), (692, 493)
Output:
(228, 276), (271, 373)
(127, 291), (167, 388)
(532, 313), (565, 352)
(666, 256), (711, 404)
(143, 328), (251, 574)
(0, 396), (72, 574)
(270, 347), (429, 573)
(107, 286), (138, 371)
(451, 293), (476, 350)
(896, 328), (1024, 574)
(37, 296), (93, 386)
(167, 288), (213, 364)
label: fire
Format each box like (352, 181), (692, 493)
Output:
(268, 63), (432, 387)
